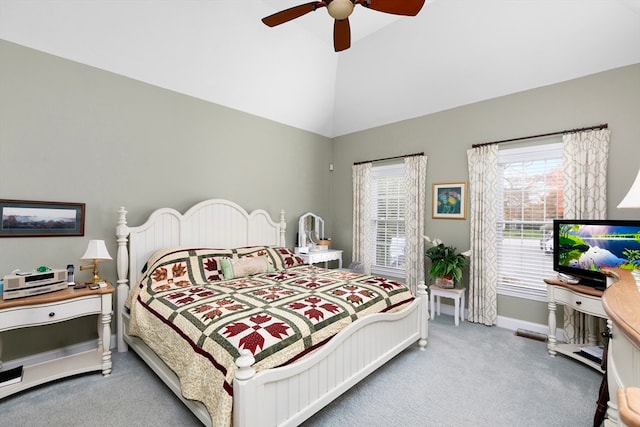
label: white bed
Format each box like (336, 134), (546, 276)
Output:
(115, 199), (428, 427)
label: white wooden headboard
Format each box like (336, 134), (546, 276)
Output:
(115, 199), (286, 351)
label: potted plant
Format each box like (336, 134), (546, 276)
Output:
(424, 236), (468, 288)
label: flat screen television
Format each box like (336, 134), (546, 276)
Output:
(553, 219), (640, 289)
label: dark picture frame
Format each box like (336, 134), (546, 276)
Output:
(432, 182), (467, 220)
(0, 199), (85, 237)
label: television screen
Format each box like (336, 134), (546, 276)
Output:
(553, 219), (640, 289)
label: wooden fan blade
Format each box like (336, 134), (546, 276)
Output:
(334, 18), (351, 52)
(359, 0), (425, 16)
(262, 2), (326, 27)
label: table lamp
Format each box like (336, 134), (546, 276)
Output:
(80, 240), (112, 285)
(617, 168), (640, 290)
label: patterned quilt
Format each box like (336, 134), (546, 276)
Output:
(126, 246), (414, 427)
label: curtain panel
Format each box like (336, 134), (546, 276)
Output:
(466, 144), (499, 325)
(352, 163), (373, 274)
(403, 155), (427, 294)
(561, 128), (610, 344)
(563, 129), (610, 220)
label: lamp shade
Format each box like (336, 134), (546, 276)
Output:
(81, 240), (112, 260)
(618, 169), (640, 208)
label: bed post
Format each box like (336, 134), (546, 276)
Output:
(233, 349), (256, 427)
(279, 209), (286, 247)
(116, 206), (130, 352)
(417, 280), (428, 350)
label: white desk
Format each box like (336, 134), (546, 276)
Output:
(300, 249), (343, 269)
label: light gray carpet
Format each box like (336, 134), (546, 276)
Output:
(0, 315), (602, 426)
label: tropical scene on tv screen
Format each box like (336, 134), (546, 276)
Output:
(558, 224), (640, 272)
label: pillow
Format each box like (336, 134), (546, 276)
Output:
(220, 256), (272, 279)
(200, 256), (228, 282)
(193, 248), (234, 282)
(141, 247), (235, 284)
(266, 247), (306, 269)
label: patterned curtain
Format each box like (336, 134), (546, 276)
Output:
(403, 155), (427, 294)
(562, 128), (610, 344)
(466, 145), (499, 325)
(352, 163), (373, 274)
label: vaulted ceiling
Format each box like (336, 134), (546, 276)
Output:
(1, 0), (639, 137)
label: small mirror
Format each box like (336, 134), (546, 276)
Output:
(298, 212), (324, 248)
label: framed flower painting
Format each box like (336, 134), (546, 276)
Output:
(432, 182), (467, 220)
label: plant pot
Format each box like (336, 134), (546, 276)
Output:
(435, 276), (455, 289)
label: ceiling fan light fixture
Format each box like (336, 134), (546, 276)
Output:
(327, 0), (354, 20)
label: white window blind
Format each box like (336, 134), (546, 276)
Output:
(371, 163), (406, 277)
(497, 142), (563, 300)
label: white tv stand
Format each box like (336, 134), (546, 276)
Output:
(545, 278), (609, 372)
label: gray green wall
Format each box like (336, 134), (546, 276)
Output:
(332, 63), (640, 325)
(0, 40), (333, 359)
(1, 39), (639, 360)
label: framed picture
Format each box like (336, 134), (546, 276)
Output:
(432, 182), (467, 220)
(0, 199), (85, 237)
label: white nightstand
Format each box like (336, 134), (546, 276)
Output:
(300, 249), (343, 269)
(0, 282), (114, 398)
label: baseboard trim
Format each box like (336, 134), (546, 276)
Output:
(434, 304), (565, 342)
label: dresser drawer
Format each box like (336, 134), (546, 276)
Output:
(0, 296), (101, 331)
(551, 287), (604, 317)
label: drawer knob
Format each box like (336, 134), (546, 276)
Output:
(576, 301), (582, 305)
(49, 312), (55, 317)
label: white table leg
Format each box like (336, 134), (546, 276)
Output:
(99, 293), (112, 376)
(548, 300), (557, 356)
(460, 291), (465, 323)
(453, 297), (459, 326)
(430, 291), (435, 319)
(587, 314), (597, 345)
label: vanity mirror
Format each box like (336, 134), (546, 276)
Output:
(298, 212), (324, 248)
(296, 212), (343, 269)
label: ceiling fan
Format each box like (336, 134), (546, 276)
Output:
(262, 0), (426, 52)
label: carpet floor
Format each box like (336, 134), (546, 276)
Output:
(0, 314), (602, 426)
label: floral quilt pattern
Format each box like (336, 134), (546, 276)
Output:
(127, 249), (414, 427)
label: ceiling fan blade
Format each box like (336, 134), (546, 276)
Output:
(262, 2), (326, 27)
(334, 18), (351, 52)
(359, 0), (425, 16)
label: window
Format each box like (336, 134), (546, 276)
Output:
(371, 163), (405, 277)
(496, 142), (563, 300)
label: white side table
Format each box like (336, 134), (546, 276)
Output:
(300, 249), (343, 269)
(430, 285), (466, 326)
(0, 282), (114, 399)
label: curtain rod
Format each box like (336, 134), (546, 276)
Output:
(353, 152), (424, 166)
(471, 123), (608, 148)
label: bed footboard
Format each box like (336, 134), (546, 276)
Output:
(233, 282), (428, 427)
